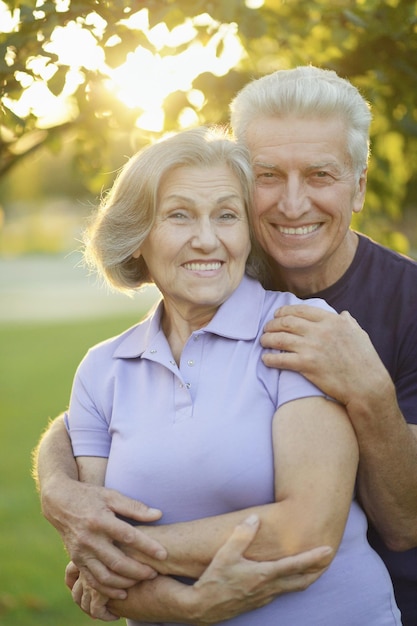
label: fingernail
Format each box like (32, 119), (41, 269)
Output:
(245, 514), (259, 526)
(155, 549), (168, 560)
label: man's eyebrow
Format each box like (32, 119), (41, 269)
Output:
(253, 161), (279, 170)
(305, 161), (338, 171)
(253, 160), (342, 172)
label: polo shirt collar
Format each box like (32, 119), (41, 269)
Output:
(203, 274), (265, 340)
(113, 274), (266, 358)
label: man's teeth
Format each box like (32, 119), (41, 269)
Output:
(279, 224), (319, 235)
(183, 262), (222, 271)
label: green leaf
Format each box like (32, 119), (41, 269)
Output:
(47, 66), (67, 96)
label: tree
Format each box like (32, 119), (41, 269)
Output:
(1, 0), (417, 247)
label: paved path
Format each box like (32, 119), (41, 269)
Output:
(0, 254), (160, 323)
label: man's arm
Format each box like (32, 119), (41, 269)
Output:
(261, 304), (417, 550)
(33, 415), (167, 596)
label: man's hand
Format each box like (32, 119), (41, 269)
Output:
(189, 515), (333, 625)
(43, 480), (167, 597)
(261, 304), (391, 409)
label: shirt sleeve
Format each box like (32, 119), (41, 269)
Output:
(277, 368), (329, 408)
(262, 292), (336, 409)
(66, 355), (112, 458)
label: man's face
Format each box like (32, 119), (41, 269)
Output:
(246, 115), (366, 293)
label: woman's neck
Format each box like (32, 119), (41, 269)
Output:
(161, 302), (217, 364)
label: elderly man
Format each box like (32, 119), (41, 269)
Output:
(34, 66), (417, 625)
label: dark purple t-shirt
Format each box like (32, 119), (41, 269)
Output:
(309, 232), (417, 619)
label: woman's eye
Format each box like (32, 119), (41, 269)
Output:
(168, 211), (188, 220)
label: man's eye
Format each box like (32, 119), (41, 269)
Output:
(255, 171), (278, 185)
(258, 171), (275, 178)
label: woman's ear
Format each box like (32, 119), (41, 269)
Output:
(132, 247), (141, 259)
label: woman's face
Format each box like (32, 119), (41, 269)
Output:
(135, 164), (251, 323)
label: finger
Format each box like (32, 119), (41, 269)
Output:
(263, 317), (303, 335)
(107, 490), (163, 524)
(80, 510), (167, 562)
(214, 515), (261, 562)
(92, 606), (120, 622)
(274, 304), (329, 322)
(72, 538), (160, 588)
(90, 594), (119, 621)
(271, 545), (333, 577)
(262, 351), (302, 372)
(80, 587), (92, 614)
(119, 525), (168, 561)
(78, 561), (137, 599)
(71, 577), (83, 606)
(65, 561), (80, 590)
(261, 330), (301, 351)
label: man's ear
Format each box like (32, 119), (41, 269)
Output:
(353, 167), (367, 214)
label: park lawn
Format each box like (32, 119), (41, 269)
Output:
(0, 313), (143, 626)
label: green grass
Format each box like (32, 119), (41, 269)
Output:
(0, 313), (145, 626)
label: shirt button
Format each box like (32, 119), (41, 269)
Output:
(187, 360), (194, 366)
(150, 349), (157, 354)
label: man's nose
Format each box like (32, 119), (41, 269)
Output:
(277, 177), (309, 218)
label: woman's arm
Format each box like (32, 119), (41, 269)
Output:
(107, 517), (333, 625)
(71, 458), (332, 623)
(120, 396), (358, 579)
(98, 396), (358, 623)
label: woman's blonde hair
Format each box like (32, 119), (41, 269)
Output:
(84, 126), (266, 293)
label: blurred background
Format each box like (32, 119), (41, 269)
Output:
(1, 0), (417, 624)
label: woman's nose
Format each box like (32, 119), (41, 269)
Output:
(191, 218), (218, 249)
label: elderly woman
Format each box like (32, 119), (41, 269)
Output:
(65, 127), (401, 625)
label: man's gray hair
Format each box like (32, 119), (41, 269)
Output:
(230, 66), (372, 178)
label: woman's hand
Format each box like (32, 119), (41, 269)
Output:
(67, 560), (120, 622)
